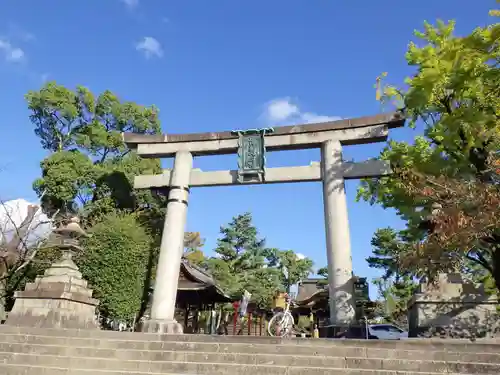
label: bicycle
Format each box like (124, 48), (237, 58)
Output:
(267, 293), (295, 337)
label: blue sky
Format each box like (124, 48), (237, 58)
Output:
(0, 1), (495, 297)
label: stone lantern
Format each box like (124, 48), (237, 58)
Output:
(6, 216), (100, 329)
(51, 216), (88, 261)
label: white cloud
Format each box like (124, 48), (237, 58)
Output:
(262, 97), (341, 126)
(121, 0), (139, 9)
(135, 37), (163, 59)
(296, 253), (306, 260)
(0, 39), (25, 63)
(7, 47), (24, 61)
(265, 98), (299, 122)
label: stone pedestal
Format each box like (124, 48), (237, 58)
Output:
(139, 319), (183, 334)
(408, 273), (499, 338)
(6, 251), (99, 329)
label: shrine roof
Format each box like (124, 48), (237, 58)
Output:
(296, 276), (370, 307)
(150, 258), (233, 301)
(296, 278), (328, 305)
(180, 258), (217, 287)
(123, 112), (404, 146)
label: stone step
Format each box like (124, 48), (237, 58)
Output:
(0, 363), (477, 375)
(1, 325), (499, 353)
(0, 351), (497, 374)
(0, 342), (493, 370)
(0, 327), (497, 374)
(2, 340), (500, 364)
(0, 353), (489, 375)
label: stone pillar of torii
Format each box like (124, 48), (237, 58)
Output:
(123, 112), (404, 334)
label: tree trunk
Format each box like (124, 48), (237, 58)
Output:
(0, 279), (6, 322)
(6, 204), (39, 253)
(491, 242), (500, 293)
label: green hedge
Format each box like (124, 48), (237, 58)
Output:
(79, 212), (153, 322)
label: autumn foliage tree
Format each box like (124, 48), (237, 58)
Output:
(394, 168), (500, 288)
(359, 8), (500, 291)
(183, 232), (206, 266)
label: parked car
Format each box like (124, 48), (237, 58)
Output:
(368, 324), (408, 340)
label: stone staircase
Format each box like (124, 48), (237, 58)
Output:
(0, 326), (499, 374)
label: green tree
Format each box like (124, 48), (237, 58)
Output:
(27, 82), (164, 217)
(366, 228), (418, 320)
(207, 212), (281, 307)
(359, 12), (500, 290)
(78, 212), (153, 322)
(245, 267), (283, 309)
(317, 266), (328, 279)
(27, 82), (159, 155)
(366, 228), (407, 279)
(265, 249), (313, 293)
(372, 276), (416, 326)
(26, 82), (167, 321)
(316, 266), (329, 286)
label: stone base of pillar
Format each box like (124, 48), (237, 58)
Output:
(140, 319), (184, 334)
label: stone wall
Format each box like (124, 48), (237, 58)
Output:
(408, 273), (499, 338)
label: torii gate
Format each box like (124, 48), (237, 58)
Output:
(123, 112), (404, 334)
